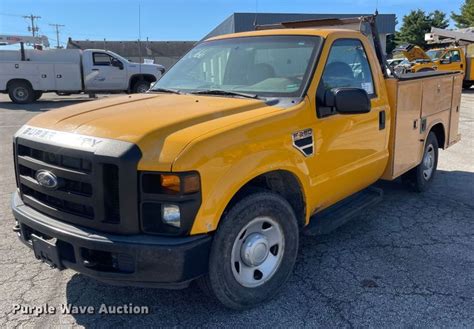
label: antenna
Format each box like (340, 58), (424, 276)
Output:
(138, 3), (142, 68)
(253, 0), (259, 28)
(138, 3), (141, 41)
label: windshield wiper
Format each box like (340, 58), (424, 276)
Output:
(149, 88), (181, 94)
(191, 89), (260, 99)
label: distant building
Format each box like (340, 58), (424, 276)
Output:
(204, 12), (396, 54)
(67, 38), (195, 70)
(67, 12), (396, 69)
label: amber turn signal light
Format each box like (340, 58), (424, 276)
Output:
(159, 173), (200, 194)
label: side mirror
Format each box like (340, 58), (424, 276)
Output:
(440, 58), (451, 64)
(111, 58), (124, 70)
(324, 88), (371, 114)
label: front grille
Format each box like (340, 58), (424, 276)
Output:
(103, 164), (120, 223)
(13, 128), (141, 234)
(21, 184), (94, 219)
(14, 139), (141, 236)
(16, 143), (99, 223)
(18, 144), (92, 172)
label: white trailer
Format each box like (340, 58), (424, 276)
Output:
(0, 48), (165, 103)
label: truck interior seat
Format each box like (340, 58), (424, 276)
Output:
(323, 61), (354, 81)
(247, 63), (276, 84)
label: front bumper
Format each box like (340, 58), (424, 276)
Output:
(11, 191), (212, 289)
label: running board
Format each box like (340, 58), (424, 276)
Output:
(303, 187), (384, 236)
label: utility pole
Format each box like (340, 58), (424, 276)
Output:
(23, 14), (41, 37)
(49, 23), (65, 48)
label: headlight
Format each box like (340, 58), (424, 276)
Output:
(140, 171), (201, 235)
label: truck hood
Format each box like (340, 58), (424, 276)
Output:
(27, 93), (277, 170)
(393, 44), (431, 62)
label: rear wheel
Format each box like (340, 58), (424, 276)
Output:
(198, 192), (299, 310)
(132, 80), (150, 93)
(402, 132), (439, 192)
(463, 82), (472, 90)
(8, 81), (34, 104)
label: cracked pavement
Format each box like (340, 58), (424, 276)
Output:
(0, 92), (473, 327)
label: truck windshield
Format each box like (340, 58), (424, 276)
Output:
(152, 35), (322, 98)
(426, 50), (443, 60)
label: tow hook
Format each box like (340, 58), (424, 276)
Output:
(12, 223), (20, 233)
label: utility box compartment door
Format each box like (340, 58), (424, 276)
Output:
(392, 81), (424, 177)
(36, 64), (55, 90)
(53, 63), (82, 91)
(421, 76), (453, 117)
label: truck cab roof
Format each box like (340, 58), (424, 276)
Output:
(206, 28), (361, 41)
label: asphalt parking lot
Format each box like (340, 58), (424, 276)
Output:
(0, 92), (473, 328)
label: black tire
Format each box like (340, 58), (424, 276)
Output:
(462, 82), (472, 90)
(402, 132), (439, 192)
(132, 80), (150, 93)
(8, 81), (34, 104)
(34, 91), (43, 101)
(198, 192), (299, 310)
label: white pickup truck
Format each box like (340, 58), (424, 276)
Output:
(0, 48), (165, 103)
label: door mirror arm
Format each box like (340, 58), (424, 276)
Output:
(324, 88), (371, 114)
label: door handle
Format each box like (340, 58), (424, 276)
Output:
(379, 110), (386, 130)
(92, 69), (99, 71)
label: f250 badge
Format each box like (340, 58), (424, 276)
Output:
(292, 128), (314, 157)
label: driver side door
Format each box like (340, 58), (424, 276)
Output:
(84, 52), (127, 90)
(438, 49), (463, 73)
(306, 37), (389, 209)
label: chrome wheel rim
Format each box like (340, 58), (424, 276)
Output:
(423, 144), (435, 180)
(231, 216), (284, 288)
(14, 87), (28, 101)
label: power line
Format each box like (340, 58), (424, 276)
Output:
(22, 14), (41, 37)
(49, 23), (65, 48)
(0, 12), (24, 17)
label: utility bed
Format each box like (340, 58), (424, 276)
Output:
(382, 71), (462, 179)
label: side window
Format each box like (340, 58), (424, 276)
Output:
(321, 39), (376, 97)
(93, 53), (111, 66)
(446, 50), (461, 62)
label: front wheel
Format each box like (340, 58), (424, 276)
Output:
(402, 132), (439, 192)
(198, 192), (299, 310)
(132, 80), (150, 93)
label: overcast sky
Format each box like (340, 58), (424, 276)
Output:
(0, 0), (463, 46)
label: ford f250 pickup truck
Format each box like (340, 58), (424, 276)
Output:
(10, 16), (462, 309)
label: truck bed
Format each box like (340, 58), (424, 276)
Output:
(382, 71), (462, 180)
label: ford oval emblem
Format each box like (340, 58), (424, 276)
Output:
(35, 170), (58, 189)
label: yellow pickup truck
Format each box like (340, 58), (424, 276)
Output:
(426, 47), (474, 89)
(395, 44), (474, 89)
(10, 16), (462, 309)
